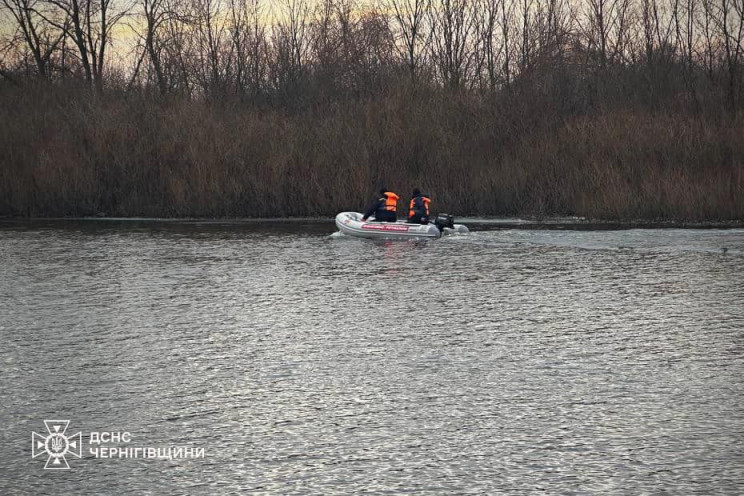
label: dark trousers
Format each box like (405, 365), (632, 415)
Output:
(408, 215), (428, 224)
(374, 210), (397, 222)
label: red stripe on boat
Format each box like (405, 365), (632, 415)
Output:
(361, 224), (410, 232)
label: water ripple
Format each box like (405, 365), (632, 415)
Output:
(1, 223), (743, 494)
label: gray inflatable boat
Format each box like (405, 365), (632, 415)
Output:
(335, 212), (469, 240)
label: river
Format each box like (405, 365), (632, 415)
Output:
(1, 219), (743, 494)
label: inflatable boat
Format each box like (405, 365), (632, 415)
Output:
(335, 212), (469, 240)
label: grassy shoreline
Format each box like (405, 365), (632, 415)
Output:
(3, 216), (744, 230)
(1, 84), (742, 221)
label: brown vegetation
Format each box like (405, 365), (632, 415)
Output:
(0, 0), (743, 219)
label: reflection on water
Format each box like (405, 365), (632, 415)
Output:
(1, 221), (743, 494)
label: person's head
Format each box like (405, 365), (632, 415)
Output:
(412, 188), (421, 197)
(380, 188), (387, 195)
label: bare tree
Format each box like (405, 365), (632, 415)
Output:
(500, 0), (514, 87)
(718, 0), (744, 109)
(473, 0), (499, 89)
(192, 0), (230, 98)
(1, 0), (66, 78)
(429, 0), (477, 89)
(229, 0), (267, 98)
(40, 0), (130, 88)
(519, 0), (534, 70)
(388, 0), (429, 82)
(684, 0), (696, 70)
(639, 0), (675, 64)
(699, 0), (719, 81)
(357, 9), (396, 79)
(138, 0), (173, 94)
(581, 0), (631, 68)
(270, 0), (309, 92)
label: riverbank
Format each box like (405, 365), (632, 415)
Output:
(1, 84), (742, 221)
(2, 216), (744, 233)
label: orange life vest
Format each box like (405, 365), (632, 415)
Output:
(409, 196), (431, 218)
(381, 192), (399, 212)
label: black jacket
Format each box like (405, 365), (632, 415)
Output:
(363, 193), (397, 221)
(363, 197), (385, 220)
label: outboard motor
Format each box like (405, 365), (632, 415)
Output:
(434, 213), (455, 231)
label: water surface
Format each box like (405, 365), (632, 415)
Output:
(1, 220), (743, 494)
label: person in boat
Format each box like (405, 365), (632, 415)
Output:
(362, 188), (400, 222)
(408, 188), (431, 224)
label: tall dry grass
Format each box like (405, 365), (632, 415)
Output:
(0, 80), (742, 220)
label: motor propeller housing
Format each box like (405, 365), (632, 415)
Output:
(434, 213), (455, 231)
